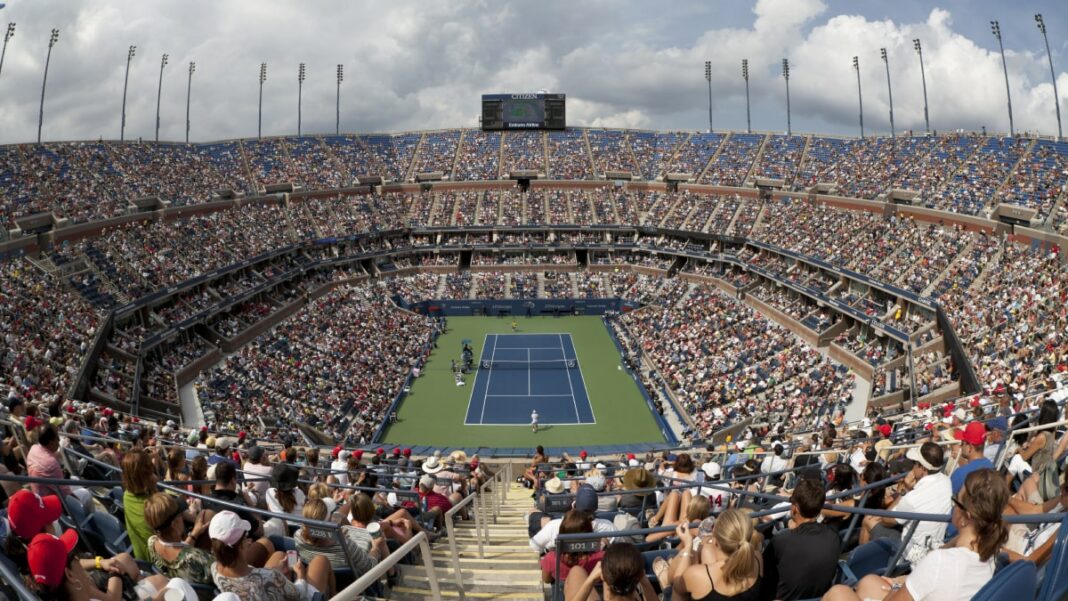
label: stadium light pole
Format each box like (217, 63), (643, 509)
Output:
(185, 62), (194, 144)
(782, 58), (791, 136)
(120, 45), (136, 142)
(913, 39), (930, 134)
(154, 53), (168, 143)
(336, 64), (343, 135)
(37, 28), (59, 145)
(1036, 14), (1062, 141)
(990, 21), (1015, 137)
(297, 62), (305, 137)
(742, 59), (751, 134)
(704, 60), (713, 133)
(0, 23), (14, 83)
(258, 62), (266, 139)
(852, 56), (865, 138)
(880, 48), (895, 139)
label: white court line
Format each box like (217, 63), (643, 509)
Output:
(478, 334), (497, 425)
(485, 394), (576, 397)
(559, 334), (581, 423)
(462, 333), (490, 426)
(527, 348), (531, 395)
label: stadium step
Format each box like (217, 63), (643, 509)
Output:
(385, 480), (543, 601)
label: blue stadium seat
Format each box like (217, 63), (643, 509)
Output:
(974, 560), (1037, 601)
(1037, 516), (1068, 601)
(839, 538), (898, 585)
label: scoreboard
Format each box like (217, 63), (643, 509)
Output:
(481, 93), (565, 130)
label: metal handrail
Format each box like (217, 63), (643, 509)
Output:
(443, 492), (481, 600)
(330, 531), (440, 601)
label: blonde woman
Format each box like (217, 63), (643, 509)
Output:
(671, 509), (762, 601)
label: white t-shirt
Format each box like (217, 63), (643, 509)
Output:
(905, 546), (995, 601)
(329, 459), (349, 485)
(699, 483), (734, 513)
(760, 454), (787, 475)
(531, 411), (538, 424)
(894, 472), (953, 563)
(265, 487), (307, 517)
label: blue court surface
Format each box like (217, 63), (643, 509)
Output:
(464, 333), (596, 425)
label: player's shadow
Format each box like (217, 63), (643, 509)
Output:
(536, 425), (553, 432)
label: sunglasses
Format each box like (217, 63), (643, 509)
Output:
(951, 495), (968, 513)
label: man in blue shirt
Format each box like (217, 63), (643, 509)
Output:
(947, 421), (993, 538)
(951, 421), (993, 494)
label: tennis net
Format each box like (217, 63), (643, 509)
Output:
(480, 359), (577, 370)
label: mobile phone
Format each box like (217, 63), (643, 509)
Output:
(286, 550), (298, 568)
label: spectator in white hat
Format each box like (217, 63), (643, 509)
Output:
(209, 510), (331, 600)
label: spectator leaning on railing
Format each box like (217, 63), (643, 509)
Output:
(861, 441), (952, 564)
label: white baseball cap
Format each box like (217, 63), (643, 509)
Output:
(208, 510), (251, 546)
(701, 462), (722, 479)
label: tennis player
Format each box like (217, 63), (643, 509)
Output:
(511, 319), (518, 332)
(531, 409), (539, 433)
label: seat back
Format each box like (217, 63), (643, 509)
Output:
(89, 511), (131, 556)
(842, 539), (897, 584)
(1038, 516), (1068, 601)
(973, 560), (1036, 601)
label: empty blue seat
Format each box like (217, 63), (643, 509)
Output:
(974, 560), (1036, 601)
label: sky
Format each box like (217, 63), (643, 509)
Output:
(0, 0), (1065, 144)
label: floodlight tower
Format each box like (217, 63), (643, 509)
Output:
(258, 62), (267, 139)
(880, 48), (895, 139)
(741, 59), (751, 133)
(155, 53), (168, 142)
(185, 62), (195, 144)
(336, 64), (343, 135)
(704, 60), (712, 133)
(913, 39), (930, 133)
(1035, 14), (1062, 141)
(0, 23), (14, 82)
(852, 56), (864, 138)
(121, 45), (136, 141)
(990, 20), (1015, 136)
(37, 28), (59, 145)
(297, 62), (305, 137)
(782, 58), (791, 136)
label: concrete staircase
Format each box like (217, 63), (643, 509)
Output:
(387, 479), (543, 600)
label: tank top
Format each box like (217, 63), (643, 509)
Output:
(1029, 430), (1055, 475)
(693, 565), (761, 601)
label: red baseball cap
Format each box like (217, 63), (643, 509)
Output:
(102, 408), (114, 417)
(23, 415), (43, 431)
(200, 425), (208, 431)
(238, 431), (247, 439)
(353, 450), (364, 460)
(579, 450), (588, 459)
(7, 490), (64, 540)
(27, 530), (79, 589)
(878, 424), (892, 438)
(953, 422), (987, 446)
(626, 453), (636, 461)
(332, 445), (342, 459)
(375, 447), (384, 455)
(402, 448), (411, 457)
(392, 448), (401, 457)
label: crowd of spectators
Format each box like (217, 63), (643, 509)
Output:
(617, 280), (855, 438)
(587, 129), (639, 175)
(452, 131), (501, 181)
(197, 283), (436, 444)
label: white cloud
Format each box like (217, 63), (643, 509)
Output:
(0, 0), (1064, 143)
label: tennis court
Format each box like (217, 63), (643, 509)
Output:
(464, 333), (596, 425)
